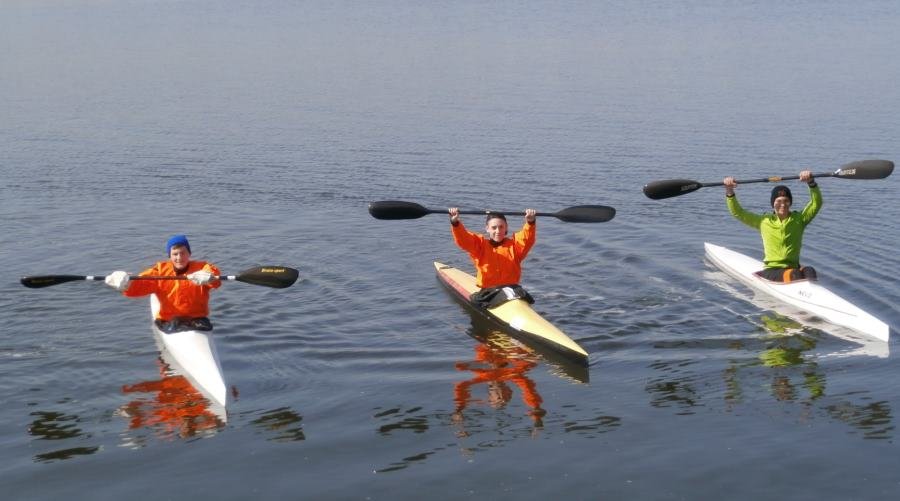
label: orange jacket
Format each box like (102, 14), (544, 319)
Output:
(451, 219), (536, 288)
(123, 260), (221, 320)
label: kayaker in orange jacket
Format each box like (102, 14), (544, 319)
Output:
(448, 207), (537, 289)
(105, 234), (221, 321)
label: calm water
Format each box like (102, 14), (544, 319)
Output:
(3, 0), (900, 499)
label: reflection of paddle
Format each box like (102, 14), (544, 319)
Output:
(20, 266), (300, 289)
(368, 200), (616, 223)
(642, 159), (894, 200)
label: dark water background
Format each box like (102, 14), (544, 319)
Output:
(3, 1), (900, 499)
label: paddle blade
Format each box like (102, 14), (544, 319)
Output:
(642, 179), (702, 200)
(553, 205), (616, 223)
(20, 275), (89, 288)
(368, 201), (430, 220)
(833, 159), (894, 179)
(235, 266), (299, 288)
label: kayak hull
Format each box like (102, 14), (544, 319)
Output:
(704, 242), (889, 342)
(150, 294), (228, 406)
(434, 262), (589, 365)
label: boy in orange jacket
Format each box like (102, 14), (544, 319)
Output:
(105, 234), (221, 323)
(448, 207), (537, 289)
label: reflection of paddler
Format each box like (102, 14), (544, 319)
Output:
(120, 361), (222, 437)
(759, 347), (804, 367)
(453, 343), (546, 425)
(757, 337), (825, 402)
(760, 313), (803, 334)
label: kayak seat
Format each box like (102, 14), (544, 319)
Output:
(754, 266), (818, 284)
(470, 284), (534, 309)
(155, 317), (214, 333)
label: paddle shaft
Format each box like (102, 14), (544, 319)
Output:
(642, 159), (894, 200)
(427, 208), (552, 218)
(699, 170), (834, 188)
(20, 274), (241, 288)
(21, 266), (299, 289)
(131, 275), (234, 281)
(368, 200), (615, 223)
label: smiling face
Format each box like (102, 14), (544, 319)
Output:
(169, 245), (191, 272)
(772, 196), (792, 219)
(484, 216), (508, 243)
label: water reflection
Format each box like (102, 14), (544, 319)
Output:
(248, 407), (305, 442)
(462, 306), (589, 384)
(118, 357), (225, 443)
(371, 405), (448, 473)
(825, 400), (894, 440)
(651, 309), (893, 439)
(742, 316), (825, 403)
(645, 359), (702, 415)
(28, 409), (100, 463)
(452, 343), (546, 429)
(33, 446), (100, 463)
(448, 313), (601, 439)
(373, 321), (561, 473)
(375, 407), (430, 435)
(28, 410), (85, 440)
(705, 269), (890, 358)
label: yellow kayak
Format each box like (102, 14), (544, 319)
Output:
(434, 262), (589, 365)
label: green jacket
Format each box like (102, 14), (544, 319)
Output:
(726, 185), (822, 269)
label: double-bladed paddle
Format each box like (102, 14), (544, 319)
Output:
(642, 159), (894, 200)
(368, 201), (616, 223)
(20, 266), (300, 289)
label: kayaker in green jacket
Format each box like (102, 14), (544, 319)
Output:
(724, 170), (822, 282)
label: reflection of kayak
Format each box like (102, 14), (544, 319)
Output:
(435, 262), (589, 366)
(120, 357), (226, 438)
(150, 294), (227, 406)
(464, 312), (589, 384)
(704, 243), (890, 342)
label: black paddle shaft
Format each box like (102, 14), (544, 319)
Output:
(368, 201), (615, 223)
(643, 159), (894, 200)
(21, 266), (299, 289)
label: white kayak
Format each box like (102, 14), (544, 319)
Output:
(150, 294), (228, 406)
(704, 242), (890, 342)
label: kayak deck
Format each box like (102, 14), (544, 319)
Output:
(704, 242), (890, 342)
(434, 262), (589, 365)
(150, 294), (228, 406)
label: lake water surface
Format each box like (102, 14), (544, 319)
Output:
(3, 1), (900, 499)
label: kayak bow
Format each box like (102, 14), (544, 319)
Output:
(150, 294), (228, 406)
